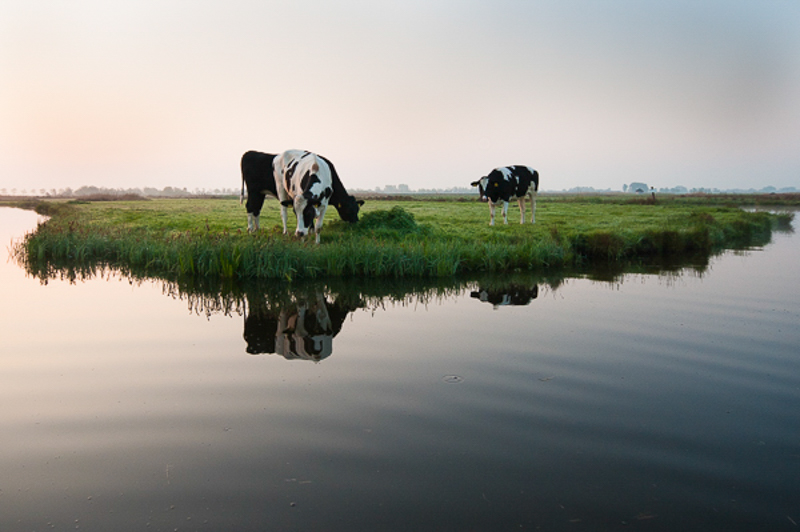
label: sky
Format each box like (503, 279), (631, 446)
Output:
(1, 0), (799, 193)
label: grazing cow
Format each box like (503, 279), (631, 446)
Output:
(471, 166), (539, 226)
(275, 150), (363, 244)
(240, 151), (278, 232)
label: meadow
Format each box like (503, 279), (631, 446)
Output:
(9, 194), (794, 281)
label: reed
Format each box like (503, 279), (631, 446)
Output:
(11, 196), (791, 282)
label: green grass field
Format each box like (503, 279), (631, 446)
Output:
(9, 195), (794, 281)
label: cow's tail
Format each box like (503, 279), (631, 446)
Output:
(240, 173), (245, 205)
(533, 170), (539, 192)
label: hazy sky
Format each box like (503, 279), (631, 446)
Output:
(2, 0), (799, 193)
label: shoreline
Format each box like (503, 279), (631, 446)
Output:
(7, 196), (795, 282)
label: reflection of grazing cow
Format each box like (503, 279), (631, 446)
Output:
(470, 285), (539, 309)
(276, 294), (334, 361)
(471, 166), (539, 226)
(244, 293), (357, 362)
(275, 150), (363, 244)
(240, 151), (279, 232)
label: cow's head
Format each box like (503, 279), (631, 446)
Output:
(333, 195), (364, 223)
(281, 193), (320, 238)
(481, 170), (512, 203)
(471, 177), (489, 202)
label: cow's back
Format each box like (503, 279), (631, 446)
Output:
(509, 166), (538, 197)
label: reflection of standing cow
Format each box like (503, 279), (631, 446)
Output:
(470, 285), (538, 309)
(243, 292), (358, 362)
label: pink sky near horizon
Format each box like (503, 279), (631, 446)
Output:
(1, 0), (799, 193)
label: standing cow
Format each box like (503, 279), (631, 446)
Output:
(274, 150), (363, 244)
(240, 151), (278, 232)
(471, 166), (539, 226)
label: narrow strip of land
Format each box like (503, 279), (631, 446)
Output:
(7, 195), (794, 281)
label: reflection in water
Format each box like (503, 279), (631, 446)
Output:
(11, 240), (732, 364)
(160, 277), (472, 360)
(244, 291), (360, 361)
(4, 207), (799, 531)
(471, 284), (538, 308)
(14, 215), (768, 363)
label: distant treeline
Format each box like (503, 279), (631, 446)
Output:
(0, 186), (239, 198)
(2, 184), (797, 198)
(349, 184), (800, 195)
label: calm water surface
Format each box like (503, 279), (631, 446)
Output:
(2, 207), (799, 531)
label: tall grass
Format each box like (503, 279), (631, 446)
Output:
(12, 197), (791, 282)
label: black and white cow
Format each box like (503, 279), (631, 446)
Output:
(274, 150), (363, 244)
(471, 166), (539, 226)
(240, 151), (278, 232)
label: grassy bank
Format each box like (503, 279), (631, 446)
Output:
(10, 195), (794, 281)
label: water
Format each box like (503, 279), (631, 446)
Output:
(2, 207), (799, 531)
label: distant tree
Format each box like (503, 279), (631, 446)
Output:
(622, 184), (628, 192)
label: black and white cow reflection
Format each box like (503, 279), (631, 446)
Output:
(243, 292), (357, 362)
(470, 284), (539, 309)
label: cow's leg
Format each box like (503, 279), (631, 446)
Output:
(502, 201), (509, 224)
(530, 191), (537, 224)
(313, 204), (327, 245)
(245, 194), (265, 232)
(489, 202), (496, 226)
(247, 213), (260, 232)
(280, 204), (289, 235)
(518, 198), (526, 224)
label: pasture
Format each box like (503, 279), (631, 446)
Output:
(12, 195), (793, 281)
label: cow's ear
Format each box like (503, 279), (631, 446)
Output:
(280, 199), (293, 207)
(470, 180), (480, 187)
(357, 200), (365, 206)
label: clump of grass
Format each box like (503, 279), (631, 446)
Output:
(350, 206), (432, 242)
(358, 206), (419, 232)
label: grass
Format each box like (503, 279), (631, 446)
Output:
(9, 195), (795, 282)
